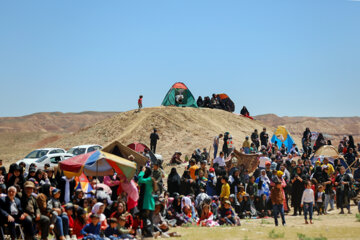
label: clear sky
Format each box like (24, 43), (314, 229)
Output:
(1, 0), (359, 117)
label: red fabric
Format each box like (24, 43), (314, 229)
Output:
(68, 214), (74, 229)
(110, 211), (134, 228)
(171, 82), (188, 89)
(127, 142), (150, 153)
(117, 184), (138, 211)
(59, 152), (93, 172)
(138, 98), (142, 104)
(73, 219), (85, 239)
(132, 218), (143, 230)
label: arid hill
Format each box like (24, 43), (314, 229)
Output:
(255, 114), (360, 142)
(0, 111), (118, 133)
(51, 107), (282, 164)
(0, 112), (118, 164)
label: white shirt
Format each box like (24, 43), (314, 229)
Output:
(301, 188), (315, 204)
(259, 156), (270, 168)
(213, 156), (225, 167)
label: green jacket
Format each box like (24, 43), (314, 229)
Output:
(138, 171), (155, 211)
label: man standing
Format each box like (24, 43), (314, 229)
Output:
(251, 129), (260, 150)
(21, 181), (50, 240)
(260, 128), (269, 147)
(150, 128), (160, 153)
(213, 134), (223, 159)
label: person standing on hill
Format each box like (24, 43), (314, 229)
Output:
(138, 95), (143, 112)
(251, 129), (259, 150)
(213, 134), (223, 159)
(260, 128), (269, 147)
(150, 129), (160, 153)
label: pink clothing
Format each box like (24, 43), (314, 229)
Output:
(103, 175), (121, 187)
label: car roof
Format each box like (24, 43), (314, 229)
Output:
(69, 145), (102, 148)
(34, 148), (65, 151)
(43, 153), (73, 157)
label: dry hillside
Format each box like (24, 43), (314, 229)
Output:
(51, 107), (288, 164)
(256, 114), (360, 142)
(0, 111), (117, 133)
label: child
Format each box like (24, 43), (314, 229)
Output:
(301, 181), (315, 224)
(218, 200), (236, 226)
(198, 204), (219, 227)
(220, 176), (230, 201)
(118, 216), (135, 239)
(104, 218), (121, 240)
(81, 214), (102, 240)
(138, 95), (143, 112)
(315, 185), (325, 215)
(270, 181), (286, 226)
(47, 188), (70, 238)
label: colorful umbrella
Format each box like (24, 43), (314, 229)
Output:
(59, 150), (137, 181)
(75, 173), (93, 197)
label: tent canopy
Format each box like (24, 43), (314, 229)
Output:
(314, 145), (341, 159)
(161, 82), (198, 108)
(271, 126), (295, 150)
(102, 140), (148, 170)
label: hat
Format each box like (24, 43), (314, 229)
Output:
(265, 161), (271, 166)
(277, 171), (283, 177)
(90, 214), (100, 219)
(322, 165), (328, 170)
(209, 168), (215, 173)
(109, 218), (118, 223)
(119, 215), (126, 221)
(65, 203), (74, 210)
(52, 188), (61, 195)
(224, 200), (231, 205)
(316, 160), (321, 165)
(24, 181), (35, 188)
(201, 160), (207, 164)
(29, 167), (36, 173)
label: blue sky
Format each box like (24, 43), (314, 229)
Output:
(0, 0), (359, 117)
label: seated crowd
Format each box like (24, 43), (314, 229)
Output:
(0, 129), (359, 239)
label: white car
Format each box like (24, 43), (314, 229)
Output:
(67, 145), (102, 156)
(17, 148), (66, 170)
(34, 153), (74, 170)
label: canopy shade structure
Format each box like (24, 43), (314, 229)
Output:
(59, 150), (137, 181)
(102, 140), (148, 170)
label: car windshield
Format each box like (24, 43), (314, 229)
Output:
(68, 148), (86, 155)
(35, 156), (48, 163)
(25, 150), (49, 159)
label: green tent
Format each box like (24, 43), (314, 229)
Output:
(161, 82), (198, 108)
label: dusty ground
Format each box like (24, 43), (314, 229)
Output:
(174, 205), (360, 240)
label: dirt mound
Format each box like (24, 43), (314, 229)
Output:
(51, 107), (282, 163)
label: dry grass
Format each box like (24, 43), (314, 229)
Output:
(174, 206), (360, 240)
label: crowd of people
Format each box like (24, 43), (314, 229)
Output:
(0, 128), (359, 239)
(196, 94), (235, 112)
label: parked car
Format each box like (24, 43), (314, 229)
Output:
(17, 148), (66, 170)
(34, 153), (74, 170)
(67, 145), (102, 156)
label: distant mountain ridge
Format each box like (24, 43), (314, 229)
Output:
(0, 111), (119, 133)
(255, 114), (360, 141)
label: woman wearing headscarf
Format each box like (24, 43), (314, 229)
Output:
(6, 164), (25, 189)
(291, 167), (305, 216)
(138, 166), (156, 237)
(167, 168), (181, 196)
(180, 170), (194, 196)
(335, 166), (352, 214)
(314, 133), (326, 152)
(88, 202), (108, 231)
(256, 169), (270, 198)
